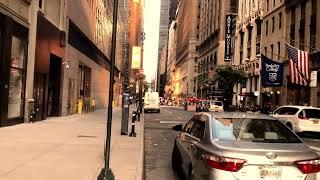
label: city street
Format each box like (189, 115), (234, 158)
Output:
(144, 107), (194, 180)
(144, 107), (320, 180)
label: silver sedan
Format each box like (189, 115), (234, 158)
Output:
(171, 112), (320, 180)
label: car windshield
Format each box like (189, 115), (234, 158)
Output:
(213, 118), (302, 143)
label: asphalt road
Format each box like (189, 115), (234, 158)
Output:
(143, 107), (320, 180)
(144, 107), (194, 180)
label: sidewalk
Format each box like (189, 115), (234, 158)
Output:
(0, 107), (144, 180)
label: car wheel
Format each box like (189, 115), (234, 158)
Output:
(286, 122), (293, 130)
(158, 109), (160, 113)
(172, 143), (182, 176)
(144, 110), (147, 113)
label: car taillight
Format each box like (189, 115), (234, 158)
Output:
(295, 159), (320, 174)
(202, 154), (246, 172)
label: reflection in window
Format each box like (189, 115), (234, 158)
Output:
(8, 36), (25, 118)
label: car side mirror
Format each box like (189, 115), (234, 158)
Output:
(172, 124), (183, 131)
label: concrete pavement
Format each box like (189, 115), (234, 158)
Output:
(0, 107), (144, 180)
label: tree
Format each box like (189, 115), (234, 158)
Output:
(207, 65), (247, 110)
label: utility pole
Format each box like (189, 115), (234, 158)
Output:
(97, 0), (118, 179)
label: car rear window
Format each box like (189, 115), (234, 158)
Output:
(274, 107), (299, 115)
(211, 101), (223, 106)
(304, 109), (320, 119)
(213, 118), (302, 143)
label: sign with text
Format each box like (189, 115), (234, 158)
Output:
(310, 71), (318, 88)
(224, 15), (233, 62)
(261, 55), (284, 87)
(132, 46), (141, 69)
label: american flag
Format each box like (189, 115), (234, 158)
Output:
(287, 44), (310, 86)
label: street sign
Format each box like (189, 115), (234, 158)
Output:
(310, 71), (318, 88)
(132, 46), (141, 69)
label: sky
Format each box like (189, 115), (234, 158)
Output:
(143, 0), (161, 83)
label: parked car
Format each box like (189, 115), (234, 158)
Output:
(172, 112), (320, 180)
(144, 92), (160, 113)
(208, 100), (224, 112)
(196, 100), (209, 112)
(271, 105), (320, 133)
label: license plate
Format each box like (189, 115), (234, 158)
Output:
(313, 120), (318, 124)
(259, 166), (281, 179)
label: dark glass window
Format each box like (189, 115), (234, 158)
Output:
(191, 120), (205, 139)
(304, 109), (320, 119)
(266, 20), (269, 36)
(272, 17), (275, 32)
(279, 12), (282, 29)
(271, 44), (274, 59)
(277, 42), (281, 60)
(274, 107), (299, 115)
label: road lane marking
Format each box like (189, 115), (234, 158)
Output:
(160, 121), (185, 124)
(308, 145), (320, 152)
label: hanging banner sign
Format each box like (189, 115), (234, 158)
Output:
(261, 54), (284, 87)
(224, 14), (233, 62)
(132, 46), (141, 69)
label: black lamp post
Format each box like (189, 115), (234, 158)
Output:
(97, 0), (119, 179)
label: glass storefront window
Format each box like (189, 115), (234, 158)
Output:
(10, 36), (25, 69)
(8, 36), (25, 118)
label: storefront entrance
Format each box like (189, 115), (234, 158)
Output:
(0, 15), (28, 126)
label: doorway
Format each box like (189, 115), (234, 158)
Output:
(47, 54), (62, 117)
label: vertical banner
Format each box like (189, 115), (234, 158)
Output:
(310, 71), (318, 88)
(224, 15), (233, 62)
(261, 55), (284, 86)
(132, 46), (141, 69)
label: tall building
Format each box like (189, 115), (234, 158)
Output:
(233, 0), (264, 107)
(157, 0), (170, 92)
(173, 0), (200, 104)
(128, 0), (143, 96)
(169, 0), (178, 25)
(196, 0), (238, 99)
(166, 20), (177, 98)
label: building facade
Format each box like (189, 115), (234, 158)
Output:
(157, 0), (169, 92)
(196, 0), (238, 99)
(284, 0), (320, 107)
(166, 20), (177, 98)
(0, 0), (127, 126)
(233, 0), (264, 108)
(0, 0), (35, 126)
(232, 0), (320, 109)
(173, 0), (199, 104)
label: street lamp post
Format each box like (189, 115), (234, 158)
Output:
(97, 0), (118, 179)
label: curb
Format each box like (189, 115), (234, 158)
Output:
(136, 112), (145, 180)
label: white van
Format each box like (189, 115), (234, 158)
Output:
(144, 92), (160, 113)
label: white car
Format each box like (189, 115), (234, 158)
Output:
(144, 92), (160, 113)
(271, 105), (320, 133)
(209, 101), (224, 112)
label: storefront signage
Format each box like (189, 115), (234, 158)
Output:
(261, 54), (284, 87)
(132, 46), (141, 69)
(310, 71), (317, 88)
(224, 14), (233, 62)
